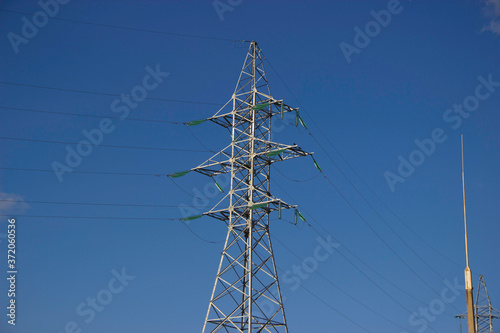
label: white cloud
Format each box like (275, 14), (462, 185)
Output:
(482, 0), (500, 35)
(0, 192), (29, 215)
(484, 20), (500, 34)
(487, 0), (500, 15)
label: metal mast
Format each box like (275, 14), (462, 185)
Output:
(456, 275), (500, 332)
(475, 276), (500, 332)
(188, 41), (311, 332)
(461, 135), (476, 333)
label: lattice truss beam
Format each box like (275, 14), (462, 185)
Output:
(178, 41), (313, 332)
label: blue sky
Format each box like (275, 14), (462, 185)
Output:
(1, 0), (499, 332)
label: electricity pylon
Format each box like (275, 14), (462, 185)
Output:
(186, 41), (311, 332)
(456, 275), (500, 333)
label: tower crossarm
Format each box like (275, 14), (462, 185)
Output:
(202, 197), (297, 222)
(456, 313), (500, 319)
(188, 144), (233, 177)
(190, 142), (312, 177)
(207, 98), (299, 129)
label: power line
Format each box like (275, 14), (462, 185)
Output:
(273, 166), (321, 183)
(168, 177), (206, 200)
(272, 235), (412, 332)
(0, 167), (161, 177)
(0, 210), (294, 245)
(321, 158), (457, 282)
(262, 52), (460, 269)
(0, 8), (245, 43)
(186, 125), (217, 153)
(0, 209), (365, 329)
(272, 85), (458, 283)
(321, 173), (461, 313)
(0, 136), (211, 153)
(0, 167), (223, 204)
(291, 110), (460, 284)
(0, 213), (222, 246)
(332, 152), (462, 267)
(1, 167), (210, 179)
(0, 106), (225, 151)
(262, 52), (462, 309)
(0, 198), (179, 208)
(181, 221), (223, 244)
(0, 105), (183, 125)
(311, 222), (433, 307)
(0, 199), (223, 243)
(0, 81), (222, 106)
(275, 266), (372, 333)
(272, 181), (434, 317)
(0, 214), (181, 220)
(273, 179), (453, 327)
(0, 18), (430, 326)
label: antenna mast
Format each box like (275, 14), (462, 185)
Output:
(462, 135), (476, 333)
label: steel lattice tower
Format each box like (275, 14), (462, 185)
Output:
(456, 275), (500, 332)
(185, 41), (311, 332)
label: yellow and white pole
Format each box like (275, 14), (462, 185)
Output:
(462, 135), (476, 333)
